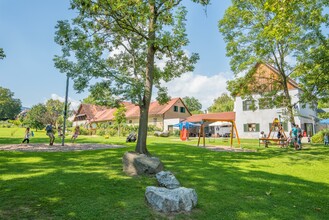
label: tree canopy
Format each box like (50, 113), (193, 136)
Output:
(0, 87), (22, 120)
(54, 0), (209, 154)
(208, 93), (234, 113)
(219, 0), (329, 124)
(24, 104), (48, 130)
(182, 96), (202, 113)
(0, 48), (5, 60)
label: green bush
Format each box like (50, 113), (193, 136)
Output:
(312, 129), (329, 143)
(79, 127), (89, 135)
(96, 129), (106, 136)
(147, 125), (162, 133)
(108, 128), (117, 137)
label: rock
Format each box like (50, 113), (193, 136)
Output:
(122, 152), (164, 176)
(156, 171), (180, 189)
(154, 131), (170, 137)
(145, 186), (198, 213)
(159, 131), (169, 137)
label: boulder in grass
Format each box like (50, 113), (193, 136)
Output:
(145, 186), (198, 213)
(122, 152), (164, 176)
(156, 171), (180, 189)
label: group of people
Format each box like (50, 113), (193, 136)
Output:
(259, 123), (304, 149)
(21, 124), (80, 145)
(289, 123), (303, 150)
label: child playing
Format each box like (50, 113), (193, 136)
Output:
(71, 125), (80, 143)
(22, 127), (31, 144)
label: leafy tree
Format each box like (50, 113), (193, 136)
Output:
(183, 96), (202, 113)
(54, 0), (209, 155)
(114, 104), (127, 136)
(45, 99), (65, 126)
(219, 0), (328, 124)
(208, 93), (234, 113)
(318, 100), (329, 119)
(0, 87), (22, 120)
(82, 88), (120, 107)
(296, 34), (329, 106)
(0, 48), (5, 60)
(24, 104), (48, 130)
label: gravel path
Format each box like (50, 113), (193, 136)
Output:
(202, 145), (256, 152)
(0, 143), (126, 152)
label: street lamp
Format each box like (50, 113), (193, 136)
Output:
(62, 74), (69, 146)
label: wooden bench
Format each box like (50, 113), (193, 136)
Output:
(259, 138), (287, 147)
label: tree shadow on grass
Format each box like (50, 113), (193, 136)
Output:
(1, 142), (329, 219)
(0, 148), (159, 219)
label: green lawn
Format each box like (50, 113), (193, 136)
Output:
(1, 128), (329, 219)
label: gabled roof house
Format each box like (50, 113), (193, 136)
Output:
(234, 63), (317, 138)
(73, 98), (191, 131)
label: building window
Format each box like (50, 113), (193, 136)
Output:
(129, 120), (132, 124)
(243, 123), (260, 132)
(108, 122), (112, 125)
(242, 100), (256, 111)
(153, 118), (157, 125)
(174, 106), (178, 112)
(180, 107), (185, 113)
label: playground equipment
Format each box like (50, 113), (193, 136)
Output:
(259, 118), (287, 147)
(174, 121), (200, 141)
(185, 112), (240, 148)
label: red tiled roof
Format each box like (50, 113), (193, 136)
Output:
(81, 98), (185, 122)
(186, 112), (236, 123)
(74, 104), (107, 121)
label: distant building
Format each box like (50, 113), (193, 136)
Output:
(73, 98), (191, 131)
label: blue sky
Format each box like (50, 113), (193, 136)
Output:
(0, 0), (232, 110)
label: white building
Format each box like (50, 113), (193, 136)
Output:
(234, 63), (317, 138)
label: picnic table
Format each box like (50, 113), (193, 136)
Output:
(259, 138), (287, 148)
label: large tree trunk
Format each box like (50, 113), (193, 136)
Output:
(282, 76), (295, 125)
(135, 2), (156, 155)
(136, 104), (151, 155)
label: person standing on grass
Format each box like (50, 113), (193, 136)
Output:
(45, 123), (55, 146)
(324, 133), (329, 146)
(296, 124), (302, 150)
(290, 123), (299, 150)
(22, 127), (31, 144)
(71, 125), (80, 143)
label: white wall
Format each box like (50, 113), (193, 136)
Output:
(163, 118), (181, 131)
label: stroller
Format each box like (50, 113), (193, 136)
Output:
(126, 133), (137, 142)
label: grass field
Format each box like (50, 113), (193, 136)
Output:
(1, 128), (329, 219)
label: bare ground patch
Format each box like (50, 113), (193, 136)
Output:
(200, 145), (256, 152)
(0, 143), (126, 152)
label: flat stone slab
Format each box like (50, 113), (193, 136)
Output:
(145, 186), (197, 213)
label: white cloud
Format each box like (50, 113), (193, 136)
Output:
(46, 94), (81, 111)
(162, 72), (232, 110)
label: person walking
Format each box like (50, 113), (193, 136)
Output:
(290, 123), (299, 150)
(296, 124), (302, 150)
(22, 127), (31, 144)
(46, 123), (55, 146)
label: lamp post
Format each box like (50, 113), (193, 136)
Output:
(62, 74), (69, 146)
